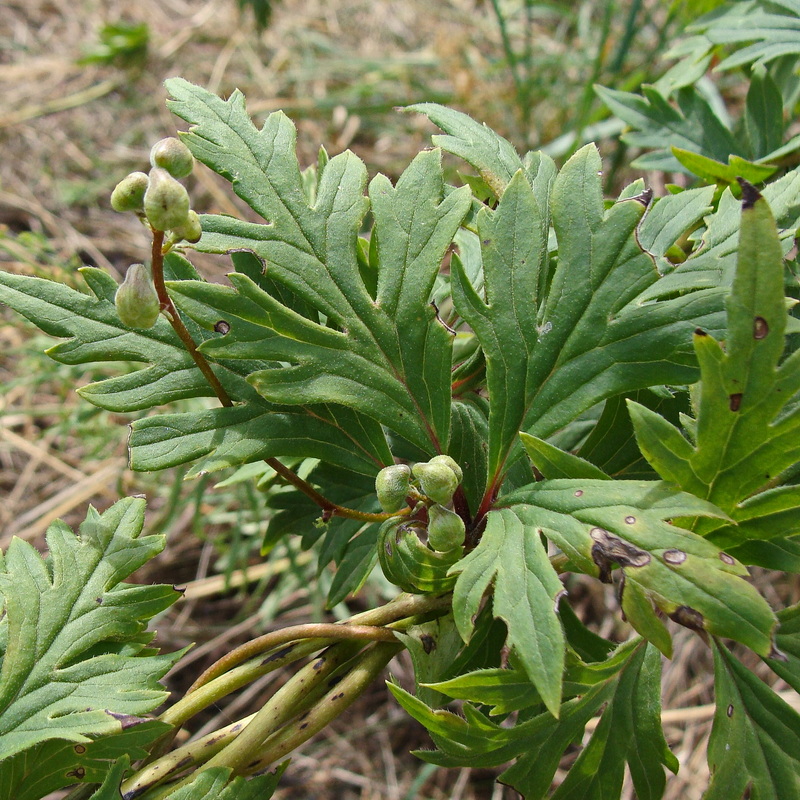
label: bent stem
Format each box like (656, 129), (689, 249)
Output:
(123, 640), (364, 799)
(184, 593), (452, 695)
(223, 642), (403, 775)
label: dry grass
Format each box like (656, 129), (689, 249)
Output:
(1, 1), (797, 798)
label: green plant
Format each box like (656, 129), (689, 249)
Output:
(486, 1), (682, 154)
(79, 22), (150, 69)
(1, 76), (800, 798)
(595, 0), (800, 181)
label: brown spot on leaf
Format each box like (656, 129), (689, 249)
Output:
(214, 320), (231, 334)
(729, 393), (743, 412)
(66, 767), (86, 779)
(107, 712), (148, 729)
(669, 605), (705, 632)
(74, 744), (86, 754)
(625, 516), (636, 525)
(727, 704), (734, 718)
(737, 178), (761, 209)
(719, 552), (735, 565)
(753, 317), (768, 339)
(384, 539), (393, 557)
(420, 634), (436, 654)
(590, 527), (650, 582)
(663, 549), (687, 565)
(694, 328), (708, 337)
(574, 489), (584, 497)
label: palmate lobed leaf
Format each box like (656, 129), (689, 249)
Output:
(128, 400), (392, 478)
(595, 83), (743, 172)
(686, 0), (800, 71)
(0, 720), (168, 800)
(421, 105), (727, 490)
(629, 184), (800, 563)
(0, 498), (183, 761)
(639, 167), (800, 301)
(449, 506), (565, 716)
(501, 480), (777, 659)
(549, 644), (678, 800)
(159, 764), (286, 799)
(165, 78), (471, 455)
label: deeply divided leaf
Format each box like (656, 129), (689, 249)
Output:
(166, 78), (471, 454)
(630, 184), (800, 562)
(0, 499), (182, 760)
(503, 480), (777, 658)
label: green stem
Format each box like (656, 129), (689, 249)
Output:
(160, 639), (326, 730)
(123, 641), (363, 798)
(236, 641), (403, 776)
(184, 623), (399, 697)
(184, 593), (450, 696)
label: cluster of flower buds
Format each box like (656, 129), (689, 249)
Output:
(111, 137), (200, 329)
(110, 137), (200, 243)
(375, 455), (465, 553)
(376, 454), (465, 593)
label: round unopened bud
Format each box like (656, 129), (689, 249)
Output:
(150, 137), (194, 179)
(376, 464), (411, 513)
(110, 171), (149, 213)
(412, 461), (458, 506)
(427, 504), (465, 552)
(115, 264), (160, 328)
(144, 168), (190, 231)
(170, 210), (202, 243)
(429, 454), (463, 484)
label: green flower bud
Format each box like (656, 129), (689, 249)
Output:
(170, 210), (202, 243)
(429, 454), (463, 484)
(110, 171), (149, 213)
(144, 168), (190, 231)
(115, 264), (160, 328)
(427, 504), (465, 552)
(375, 464), (411, 513)
(150, 137), (194, 178)
(412, 461), (458, 506)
